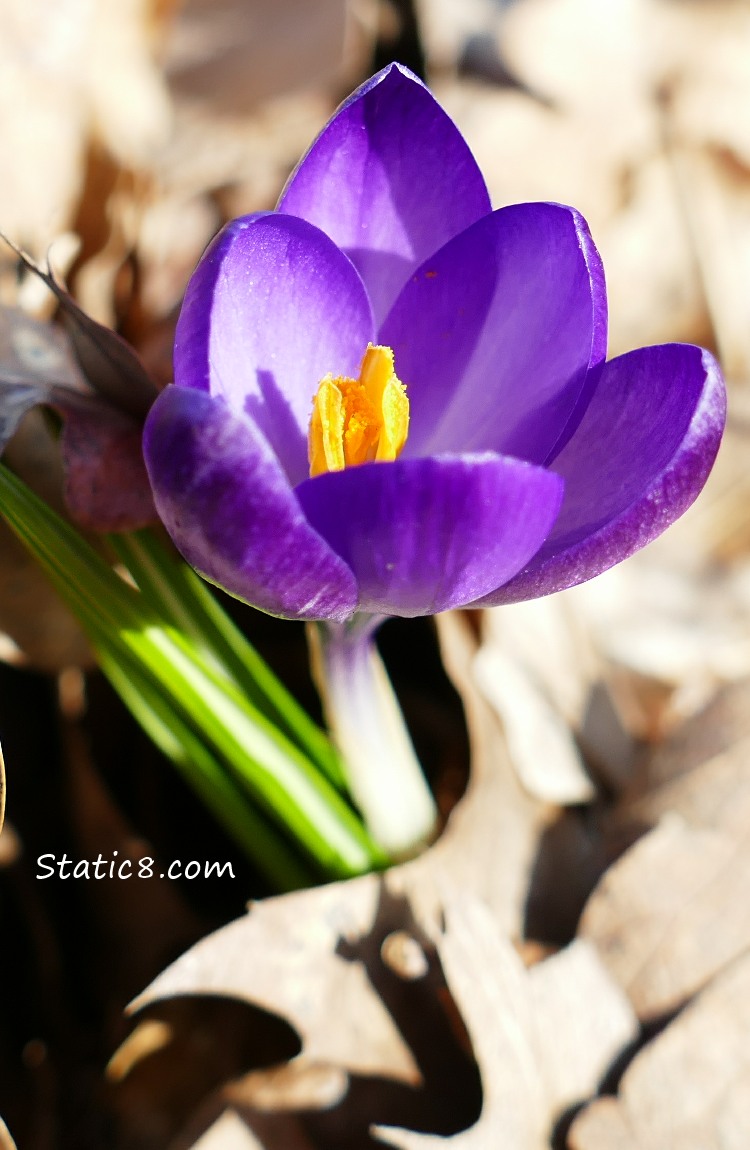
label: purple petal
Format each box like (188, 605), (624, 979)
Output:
(174, 213), (374, 486)
(382, 203), (607, 466)
(143, 386), (358, 622)
(479, 345), (726, 606)
(295, 454), (563, 618)
(278, 63), (491, 328)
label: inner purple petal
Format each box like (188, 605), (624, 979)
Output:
(381, 203), (607, 467)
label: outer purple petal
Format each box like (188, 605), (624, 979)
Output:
(277, 63), (491, 328)
(382, 203), (607, 466)
(173, 212), (374, 486)
(478, 345), (726, 606)
(143, 386), (358, 622)
(295, 454), (563, 618)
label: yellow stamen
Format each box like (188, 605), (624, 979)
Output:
(308, 344), (409, 477)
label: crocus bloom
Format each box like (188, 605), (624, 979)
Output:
(143, 64), (725, 625)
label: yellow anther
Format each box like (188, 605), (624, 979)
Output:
(308, 344), (409, 478)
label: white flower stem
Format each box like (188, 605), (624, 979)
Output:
(308, 617), (438, 859)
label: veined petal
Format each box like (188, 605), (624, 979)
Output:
(479, 345), (725, 606)
(382, 203), (607, 466)
(278, 63), (491, 328)
(174, 213), (375, 486)
(295, 454), (563, 618)
(143, 386), (358, 622)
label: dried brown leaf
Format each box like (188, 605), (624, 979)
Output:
(580, 814), (750, 1019)
(0, 303), (86, 446)
(569, 949), (750, 1150)
(162, 0), (351, 114)
(428, 0), (750, 365)
(623, 679), (750, 833)
(0, 243), (159, 532)
(667, 147), (750, 382)
(132, 876), (419, 1084)
(3, 240), (157, 418)
(474, 599), (599, 804)
(0, 0), (171, 259)
(134, 880), (635, 1149)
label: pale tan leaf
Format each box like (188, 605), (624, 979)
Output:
(623, 680), (750, 835)
(85, 0), (172, 166)
(651, 0), (750, 165)
(667, 147), (750, 382)
(374, 896), (549, 1150)
(580, 815), (750, 1019)
(479, 600), (636, 795)
(411, 611), (549, 936)
(500, 0), (655, 156)
(0, 0), (172, 253)
(481, 599), (597, 728)
(473, 643), (595, 804)
(142, 879), (637, 1150)
(0, 0), (87, 247)
(413, 0), (498, 69)
(376, 909), (635, 1150)
(527, 939), (636, 1117)
(131, 875), (420, 1083)
(162, 0), (350, 113)
(569, 949), (750, 1150)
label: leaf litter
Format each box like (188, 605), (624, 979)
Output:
(2, 0), (750, 1146)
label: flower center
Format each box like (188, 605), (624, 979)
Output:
(308, 344), (410, 477)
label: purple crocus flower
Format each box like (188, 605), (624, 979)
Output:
(143, 64), (725, 626)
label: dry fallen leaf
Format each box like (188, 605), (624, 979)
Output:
(129, 881), (636, 1149)
(474, 600), (597, 804)
(569, 948), (750, 1150)
(423, 0), (750, 369)
(0, 0), (171, 255)
(580, 814), (750, 1020)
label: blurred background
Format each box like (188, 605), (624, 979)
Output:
(0, 1), (749, 1147)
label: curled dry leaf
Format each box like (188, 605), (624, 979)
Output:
(4, 240), (157, 419)
(0, 242), (158, 533)
(569, 949), (750, 1150)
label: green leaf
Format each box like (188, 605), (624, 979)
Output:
(0, 464), (387, 882)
